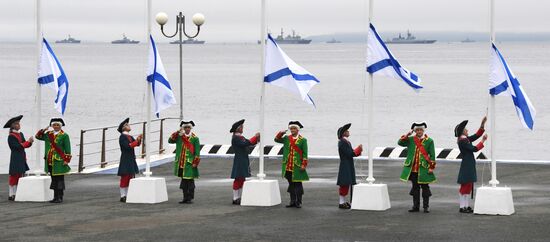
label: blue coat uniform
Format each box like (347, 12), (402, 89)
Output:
(457, 129), (484, 184)
(117, 134), (140, 176)
(8, 132), (30, 175)
(230, 134), (254, 179)
(337, 139), (358, 186)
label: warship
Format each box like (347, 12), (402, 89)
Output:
(170, 38), (205, 44)
(385, 31), (436, 44)
(55, 35), (81, 44)
(111, 34), (140, 44)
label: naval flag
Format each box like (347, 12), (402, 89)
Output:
(366, 24), (423, 90)
(146, 35), (177, 117)
(489, 43), (536, 130)
(264, 34), (319, 105)
(38, 38), (69, 115)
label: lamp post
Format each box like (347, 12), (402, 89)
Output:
(155, 12), (205, 121)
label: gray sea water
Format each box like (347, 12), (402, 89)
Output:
(0, 42), (549, 173)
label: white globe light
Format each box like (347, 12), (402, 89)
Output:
(155, 12), (168, 26)
(192, 13), (205, 26)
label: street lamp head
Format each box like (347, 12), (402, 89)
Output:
(155, 12), (169, 26)
(192, 13), (205, 26)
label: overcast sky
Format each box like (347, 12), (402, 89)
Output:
(0, 0), (549, 42)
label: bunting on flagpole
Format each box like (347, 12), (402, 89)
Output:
(37, 38), (69, 115)
(489, 43), (536, 130)
(146, 35), (177, 117)
(264, 34), (320, 105)
(366, 24), (423, 90)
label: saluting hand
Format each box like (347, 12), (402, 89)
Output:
(137, 135), (143, 142)
(255, 132), (260, 138)
(28, 136), (34, 143)
(358, 144), (363, 150)
(406, 130), (413, 137)
(482, 134), (488, 142)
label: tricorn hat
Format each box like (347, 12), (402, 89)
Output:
(230, 119), (245, 133)
(337, 123), (351, 139)
(117, 118), (130, 133)
(454, 120), (468, 137)
(411, 122), (427, 130)
(3, 115), (23, 129)
(50, 118), (65, 126)
(180, 120), (195, 127)
(288, 121), (304, 129)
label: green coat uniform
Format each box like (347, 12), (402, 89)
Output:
(36, 130), (71, 176)
(275, 134), (309, 182)
(398, 135), (436, 184)
(169, 132), (200, 179)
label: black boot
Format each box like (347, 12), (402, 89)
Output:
(179, 192), (187, 204)
(422, 186), (431, 213)
(286, 193), (297, 208)
(409, 194), (420, 212)
(50, 190), (61, 203)
(58, 190), (64, 203)
(295, 194), (303, 208)
(120, 196), (127, 203)
(8, 196), (15, 201)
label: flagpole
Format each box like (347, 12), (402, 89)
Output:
(34, 0), (42, 177)
(488, 0), (498, 187)
(144, 0), (152, 177)
(257, 0), (267, 180)
(365, 0), (375, 184)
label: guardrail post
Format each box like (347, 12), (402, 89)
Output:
(78, 130), (85, 173)
(100, 128), (107, 168)
(141, 122), (147, 158)
(159, 118), (165, 154)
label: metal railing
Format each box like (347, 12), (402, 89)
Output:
(77, 117), (180, 173)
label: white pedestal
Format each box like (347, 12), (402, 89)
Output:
(474, 186), (514, 215)
(240, 179), (281, 206)
(14, 176), (54, 202)
(351, 183), (391, 211)
(125, 177), (168, 204)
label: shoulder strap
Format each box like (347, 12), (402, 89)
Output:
(48, 132), (70, 162)
(413, 136), (434, 168)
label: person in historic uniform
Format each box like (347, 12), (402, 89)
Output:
(5, 115), (33, 201)
(336, 123), (362, 209)
(455, 117), (488, 213)
(398, 122), (436, 213)
(275, 121), (309, 208)
(169, 120), (201, 204)
(230, 119), (259, 205)
(117, 118), (142, 203)
(35, 118), (71, 203)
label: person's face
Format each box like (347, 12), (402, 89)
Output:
(414, 128), (424, 137)
(11, 121), (20, 131)
(124, 124), (132, 132)
(183, 126), (192, 134)
(236, 125), (243, 133)
(343, 130), (350, 138)
(463, 128), (469, 136)
(52, 123), (62, 131)
(290, 126), (299, 136)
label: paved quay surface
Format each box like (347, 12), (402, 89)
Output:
(1, 158), (550, 242)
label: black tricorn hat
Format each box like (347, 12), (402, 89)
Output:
(455, 120), (468, 137)
(49, 118), (66, 126)
(411, 122), (427, 130)
(180, 120), (195, 127)
(230, 119), (245, 133)
(288, 121), (304, 129)
(117, 118), (130, 133)
(337, 123), (351, 139)
(3, 115), (23, 129)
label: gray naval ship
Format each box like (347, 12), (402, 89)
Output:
(55, 35), (81, 44)
(385, 31), (436, 44)
(170, 38), (205, 44)
(260, 29), (312, 44)
(111, 34), (140, 44)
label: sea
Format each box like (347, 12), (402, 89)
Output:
(0, 41), (548, 173)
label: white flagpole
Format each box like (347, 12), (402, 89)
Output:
(488, 0), (499, 187)
(34, 0), (42, 177)
(366, 0), (375, 184)
(257, 0), (267, 180)
(144, 0), (152, 177)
